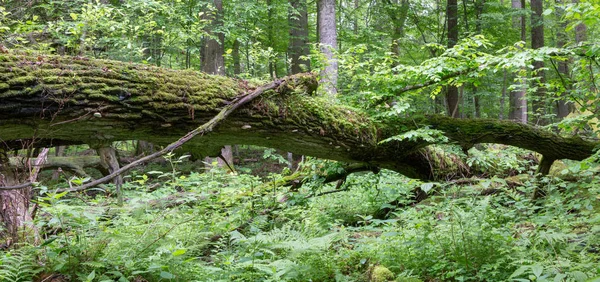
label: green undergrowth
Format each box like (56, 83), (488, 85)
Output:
(2, 159), (600, 282)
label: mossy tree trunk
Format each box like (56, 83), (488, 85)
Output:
(0, 54), (597, 182)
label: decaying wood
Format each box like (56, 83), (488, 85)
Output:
(0, 53), (598, 189)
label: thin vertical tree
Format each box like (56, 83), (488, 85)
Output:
(531, 0), (546, 124)
(572, 0), (587, 44)
(509, 0), (527, 124)
(202, 0), (225, 75)
(446, 0), (460, 118)
(288, 0), (311, 74)
(383, 0), (409, 60)
(555, 0), (571, 119)
(318, 0), (338, 98)
(202, 0), (232, 169)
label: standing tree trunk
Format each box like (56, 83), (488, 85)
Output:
(288, 0), (311, 74)
(201, 0), (225, 75)
(0, 148), (47, 243)
(385, 0), (409, 60)
(97, 146), (123, 205)
(232, 39), (241, 76)
(472, 0), (485, 118)
(318, 0), (338, 98)
(531, 0), (546, 125)
(446, 0), (460, 118)
(573, 0), (587, 44)
(201, 0), (232, 169)
(52, 145), (66, 180)
(555, 0), (571, 119)
(500, 70), (507, 120)
(267, 0), (277, 79)
(509, 0), (527, 124)
(135, 140), (154, 156)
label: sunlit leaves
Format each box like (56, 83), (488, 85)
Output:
(378, 127), (449, 144)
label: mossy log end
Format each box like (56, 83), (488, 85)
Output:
(0, 54), (598, 181)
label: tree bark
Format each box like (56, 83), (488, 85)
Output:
(0, 148), (47, 242)
(11, 155), (107, 178)
(135, 140), (154, 156)
(384, 0), (409, 59)
(318, 0), (338, 98)
(572, 0), (587, 44)
(0, 54), (597, 182)
(555, 0), (571, 119)
(531, 0), (546, 125)
(232, 39), (241, 76)
(446, 0), (460, 118)
(201, 0), (225, 75)
(288, 0), (311, 74)
(97, 146), (123, 205)
(509, 0), (527, 124)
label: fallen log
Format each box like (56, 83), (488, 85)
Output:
(10, 156), (103, 177)
(0, 53), (598, 182)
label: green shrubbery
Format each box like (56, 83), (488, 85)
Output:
(2, 156), (597, 282)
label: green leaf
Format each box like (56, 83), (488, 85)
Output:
(420, 183), (434, 193)
(571, 271), (588, 282)
(41, 237), (58, 247)
(554, 273), (566, 282)
(532, 264), (543, 278)
(160, 271), (175, 279)
(510, 266), (529, 279)
(172, 249), (186, 256)
(70, 13), (78, 20)
(86, 270), (96, 282)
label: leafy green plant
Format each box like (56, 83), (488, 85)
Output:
(0, 247), (42, 282)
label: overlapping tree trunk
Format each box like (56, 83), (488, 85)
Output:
(0, 54), (597, 182)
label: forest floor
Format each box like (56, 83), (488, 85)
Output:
(2, 145), (599, 282)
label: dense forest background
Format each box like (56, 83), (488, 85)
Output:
(0, 0), (599, 281)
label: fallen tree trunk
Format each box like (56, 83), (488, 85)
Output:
(10, 155), (104, 177)
(0, 53), (598, 181)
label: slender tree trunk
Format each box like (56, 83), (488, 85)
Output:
(267, 0), (276, 79)
(135, 140), (154, 156)
(531, 0), (546, 125)
(471, 0), (485, 119)
(318, 0), (338, 98)
(572, 0), (587, 44)
(388, 0), (409, 59)
(97, 146), (123, 205)
(201, 0), (225, 75)
(446, 0), (460, 118)
(353, 0), (359, 34)
(232, 39), (241, 75)
(555, 0), (571, 119)
(52, 145), (66, 179)
(509, 0), (527, 124)
(500, 70), (507, 120)
(201, 0), (233, 169)
(287, 152), (293, 169)
(474, 0), (485, 34)
(288, 0), (311, 74)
